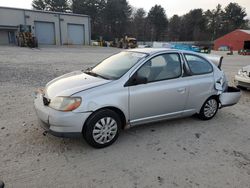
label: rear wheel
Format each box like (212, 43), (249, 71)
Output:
(83, 109), (121, 148)
(198, 97), (219, 120)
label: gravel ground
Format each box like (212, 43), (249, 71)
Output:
(0, 46), (250, 188)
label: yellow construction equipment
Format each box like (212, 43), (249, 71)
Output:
(118, 36), (137, 49)
(17, 25), (38, 48)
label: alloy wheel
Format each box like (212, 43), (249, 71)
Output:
(204, 99), (218, 118)
(92, 117), (118, 144)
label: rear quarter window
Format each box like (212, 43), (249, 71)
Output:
(185, 54), (213, 75)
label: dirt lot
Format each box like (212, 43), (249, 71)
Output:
(0, 46), (250, 188)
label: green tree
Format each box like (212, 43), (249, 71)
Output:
(32, 0), (69, 12)
(204, 4), (224, 40)
(103, 0), (132, 39)
(72, 0), (106, 39)
(131, 8), (146, 41)
(147, 5), (168, 41)
(46, 0), (69, 12)
(246, 19), (250, 29)
(32, 0), (46, 10)
(222, 2), (247, 33)
(72, 0), (106, 16)
(168, 15), (181, 41)
(180, 9), (207, 41)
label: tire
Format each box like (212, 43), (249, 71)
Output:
(0, 180), (4, 188)
(83, 109), (121, 148)
(198, 97), (219, 120)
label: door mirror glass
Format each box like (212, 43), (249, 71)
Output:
(125, 73), (148, 86)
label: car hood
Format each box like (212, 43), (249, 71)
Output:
(45, 71), (111, 99)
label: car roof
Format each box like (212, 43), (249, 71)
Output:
(127, 48), (223, 67)
(127, 48), (202, 56)
(127, 48), (176, 55)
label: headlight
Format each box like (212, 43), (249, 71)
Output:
(49, 97), (81, 112)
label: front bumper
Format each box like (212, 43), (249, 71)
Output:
(34, 93), (91, 138)
(38, 119), (82, 138)
(235, 75), (250, 88)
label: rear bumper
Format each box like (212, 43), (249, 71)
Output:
(34, 93), (91, 138)
(219, 86), (241, 107)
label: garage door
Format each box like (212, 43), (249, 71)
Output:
(67, 24), (84, 45)
(0, 31), (9, 45)
(35, 22), (55, 45)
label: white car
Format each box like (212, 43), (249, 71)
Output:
(34, 48), (241, 148)
(235, 65), (250, 89)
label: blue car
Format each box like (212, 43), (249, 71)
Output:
(171, 44), (200, 53)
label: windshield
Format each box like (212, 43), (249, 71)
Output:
(89, 52), (147, 80)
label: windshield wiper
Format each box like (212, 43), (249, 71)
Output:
(84, 70), (109, 80)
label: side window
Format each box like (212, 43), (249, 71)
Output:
(185, 54), (213, 75)
(137, 53), (182, 82)
(150, 55), (166, 67)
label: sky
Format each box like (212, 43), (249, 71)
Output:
(129, 0), (250, 17)
(0, 0), (249, 18)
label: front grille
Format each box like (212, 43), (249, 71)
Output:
(43, 96), (50, 106)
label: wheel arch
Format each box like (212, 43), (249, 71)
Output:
(211, 94), (220, 102)
(197, 94), (220, 120)
(198, 94), (220, 113)
(82, 106), (127, 132)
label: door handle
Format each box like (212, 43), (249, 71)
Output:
(177, 88), (186, 93)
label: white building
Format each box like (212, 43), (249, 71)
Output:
(0, 6), (91, 45)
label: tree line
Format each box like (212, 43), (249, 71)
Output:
(32, 0), (249, 41)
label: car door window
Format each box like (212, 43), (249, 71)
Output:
(185, 54), (213, 75)
(151, 55), (166, 67)
(137, 53), (182, 82)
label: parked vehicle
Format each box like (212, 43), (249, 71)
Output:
(170, 44), (200, 53)
(118, 37), (137, 49)
(17, 24), (38, 48)
(218, 45), (230, 51)
(235, 65), (250, 89)
(34, 48), (241, 148)
(238, 41), (250, 55)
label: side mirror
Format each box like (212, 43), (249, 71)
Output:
(124, 73), (148, 87)
(135, 75), (148, 85)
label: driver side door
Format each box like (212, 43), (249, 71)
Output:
(127, 53), (189, 126)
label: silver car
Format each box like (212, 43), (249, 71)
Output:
(34, 48), (241, 148)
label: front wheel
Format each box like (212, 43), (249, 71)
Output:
(83, 109), (121, 148)
(198, 97), (219, 120)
